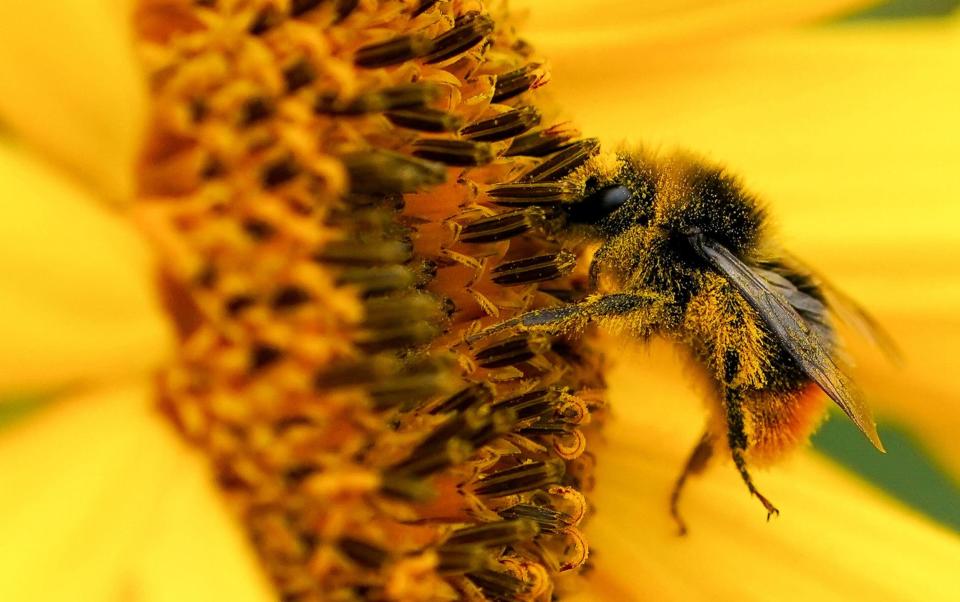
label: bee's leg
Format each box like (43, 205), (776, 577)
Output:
(725, 387), (780, 520)
(466, 293), (654, 343)
(670, 431), (714, 536)
(587, 246), (609, 289)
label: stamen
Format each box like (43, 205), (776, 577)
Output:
(367, 363), (454, 409)
(354, 34), (434, 68)
(283, 58), (316, 92)
(441, 519), (539, 548)
(485, 181), (580, 206)
(458, 208), (544, 243)
(290, 0), (323, 18)
(314, 240), (414, 265)
(473, 333), (551, 368)
(429, 382), (496, 415)
(239, 96), (274, 126)
(315, 83), (439, 114)
(504, 125), (579, 157)
(411, 139), (495, 167)
(436, 546), (487, 574)
(338, 537), (389, 569)
(521, 138), (600, 182)
(466, 568), (529, 597)
(490, 251), (577, 286)
(413, 0), (441, 17)
(491, 388), (562, 420)
(498, 503), (574, 534)
(343, 151), (447, 194)
(261, 156), (300, 188)
(473, 459), (565, 497)
(362, 293), (446, 328)
(424, 12), (495, 64)
(385, 108), (464, 133)
(460, 106), (541, 142)
(335, 266), (416, 296)
(492, 64), (545, 103)
(271, 286), (312, 310)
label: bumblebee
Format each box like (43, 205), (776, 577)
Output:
(472, 147), (886, 532)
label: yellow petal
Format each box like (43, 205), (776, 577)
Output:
(519, 0), (875, 54)
(0, 382), (273, 602)
(0, 0), (146, 201)
(0, 141), (172, 394)
(571, 341), (960, 601)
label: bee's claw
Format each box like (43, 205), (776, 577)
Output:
(756, 493), (780, 522)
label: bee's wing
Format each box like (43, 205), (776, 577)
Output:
(689, 234), (884, 451)
(783, 252), (902, 364)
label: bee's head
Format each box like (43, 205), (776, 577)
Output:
(560, 151), (766, 260)
(562, 150), (657, 237)
(656, 158), (767, 256)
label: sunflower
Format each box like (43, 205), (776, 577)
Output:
(1, 1), (959, 601)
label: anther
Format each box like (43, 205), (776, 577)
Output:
(491, 388), (561, 420)
(460, 106), (541, 142)
(385, 108), (464, 133)
(335, 266), (416, 296)
(386, 438), (473, 478)
(342, 150), (446, 195)
(429, 382), (495, 415)
(498, 504), (574, 534)
(313, 240), (413, 265)
(490, 250), (576, 286)
(521, 138), (600, 183)
(290, 0), (322, 18)
(473, 459), (565, 497)
(362, 293), (445, 329)
(410, 139), (494, 167)
(355, 321), (440, 352)
(248, 6), (282, 34)
(354, 34), (434, 68)
(436, 546), (487, 574)
(242, 218), (275, 240)
(271, 285), (311, 310)
(492, 64), (544, 103)
(334, 0), (359, 22)
(225, 294), (256, 316)
(441, 519), (539, 548)
(261, 156), (300, 188)
(504, 126), (578, 157)
(413, 0), (440, 17)
(366, 366), (453, 409)
(283, 58), (316, 92)
(337, 537), (389, 569)
(315, 83), (439, 114)
(239, 96), (274, 126)
(250, 343), (284, 372)
(485, 181), (580, 206)
(466, 568), (529, 597)
(473, 333), (551, 369)
(424, 12), (495, 64)
(459, 208), (544, 243)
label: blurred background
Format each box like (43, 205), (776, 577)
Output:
(516, 0), (960, 532)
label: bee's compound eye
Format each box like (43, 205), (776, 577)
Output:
(566, 184), (632, 225)
(597, 185), (630, 213)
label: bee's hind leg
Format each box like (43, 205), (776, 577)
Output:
(725, 387), (780, 520)
(670, 431), (714, 536)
